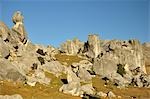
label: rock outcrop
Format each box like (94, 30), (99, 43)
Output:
(61, 38), (84, 55)
(1, 11), (150, 99)
(60, 34), (101, 58)
(83, 34), (101, 58)
(143, 43), (150, 66)
(94, 39), (146, 74)
(0, 94), (23, 99)
(12, 11), (27, 43)
(0, 11), (54, 86)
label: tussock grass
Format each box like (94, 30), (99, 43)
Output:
(55, 54), (83, 66)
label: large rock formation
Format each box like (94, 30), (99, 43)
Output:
(61, 34), (101, 58)
(0, 11), (54, 86)
(12, 11), (27, 43)
(93, 39), (148, 87)
(1, 11), (150, 99)
(61, 38), (84, 55)
(83, 34), (101, 58)
(143, 43), (150, 66)
(94, 39), (146, 76)
(0, 21), (11, 41)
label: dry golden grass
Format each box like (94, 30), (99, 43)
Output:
(0, 72), (80, 99)
(0, 80), (81, 99)
(92, 75), (150, 99)
(55, 54), (83, 66)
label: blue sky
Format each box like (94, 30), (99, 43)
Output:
(0, 0), (149, 47)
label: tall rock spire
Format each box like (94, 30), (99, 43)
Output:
(12, 11), (27, 43)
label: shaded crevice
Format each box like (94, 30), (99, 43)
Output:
(61, 79), (68, 84)
(31, 63), (38, 70)
(36, 49), (46, 56)
(5, 53), (10, 59)
(37, 57), (45, 65)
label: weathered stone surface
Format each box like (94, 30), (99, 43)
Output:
(59, 67), (81, 96)
(43, 61), (65, 77)
(93, 58), (117, 76)
(0, 21), (11, 41)
(71, 60), (93, 82)
(61, 38), (84, 55)
(78, 60), (93, 71)
(60, 66), (96, 96)
(0, 59), (25, 81)
(0, 39), (10, 58)
(102, 40), (146, 73)
(59, 82), (96, 97)
(88, 34), (101, 58)
(12, 11), (24, 24)
(107, 91), (116, 98)
(66, 66), (80, 83)
(142, 43), (150, 67)
(94, 39), (146, 74)
(80, 84), (95, 95)
(78, 66), (92, 82)
(83, 34), (101, 58)
(0, 94), (23, 99)
(97, 91), (107, 98)
(26, 69), (50, 86)
(59, 81), (81, 96)
(12, 11), (27, 43)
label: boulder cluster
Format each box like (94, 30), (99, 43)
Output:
(0, 11), (150, 98)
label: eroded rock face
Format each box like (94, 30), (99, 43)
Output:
(0, 21), (11, 41)
(12, 11), (27, 43)
(59, 66), (96, 97)
(83, 34), (101, 58)
(94, 39), (146, 76)
(0, 39), (10, 58)
(60, 34), (101, 58)
(93, 39), (147, 87)
(0, 59), (25, 81)
(61, 38), (84, 55)
(43, 61), (65, 77)
(93, 58), (117, 76)
(26, 69), (51, 86)
(143, 43), (150, 66)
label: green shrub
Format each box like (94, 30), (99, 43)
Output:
(117, 64), (126, 77)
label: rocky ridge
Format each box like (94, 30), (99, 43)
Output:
(0, 11), (150, 99)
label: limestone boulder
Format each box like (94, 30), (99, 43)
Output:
(78, 66), (92, 82)
(0, 94), (23, 99)
(43, 61), (65, 77)
(66, 66), (80, 83)
(59, 81), (81, 96)
(80, 84), (95, 95)
(107, 91), (116, 98)
(71, 60), (93, 82)
(0, 59), (25, 81)
(0, 21), (11, 41)
(26, 69), (50, 86)
(93, 58), (117, 76)
(97, 91), (107, 98)
(83, 34), (101, 58)
(0, 39), (10, 58)
(143, 43), (150, 65)
(12, 11), (27, 43)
